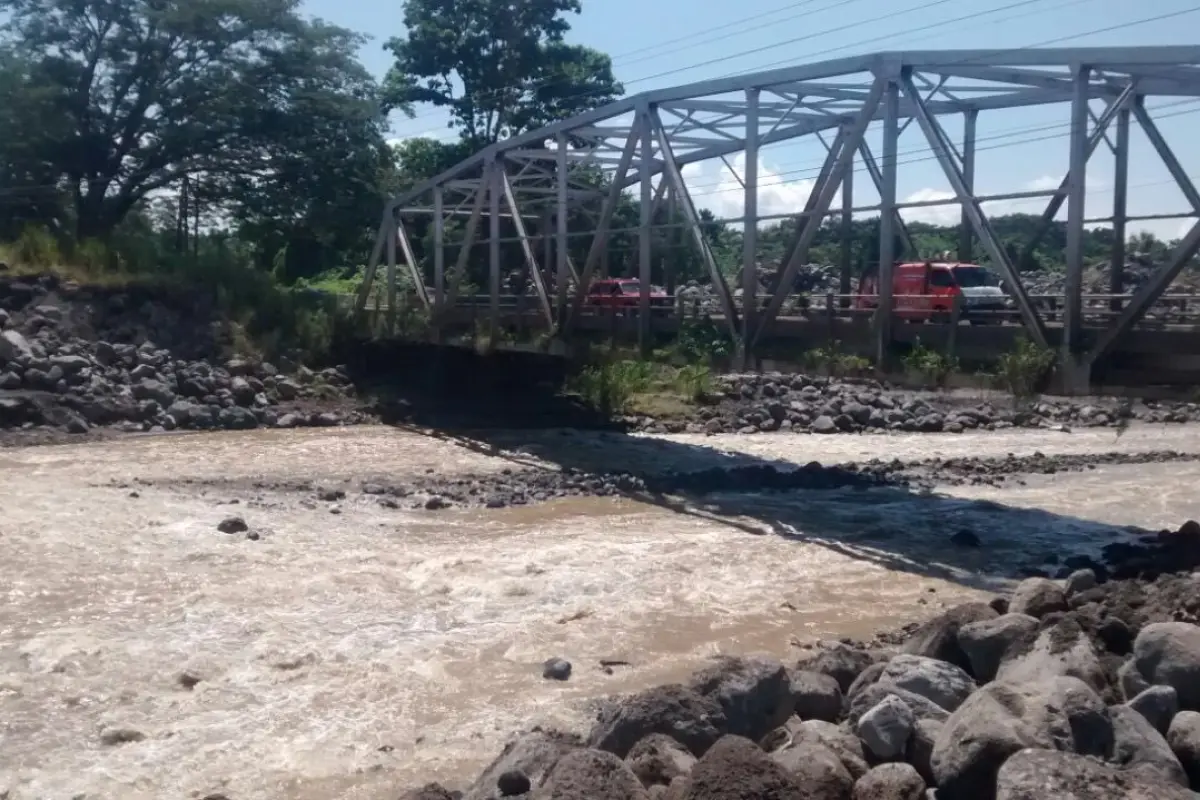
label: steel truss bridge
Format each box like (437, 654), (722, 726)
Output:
(356, 46), (1200, 389)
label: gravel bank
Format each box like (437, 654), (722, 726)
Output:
(404, 563), (1200, 800)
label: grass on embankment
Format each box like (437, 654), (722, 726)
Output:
(0, 235), (357, 364)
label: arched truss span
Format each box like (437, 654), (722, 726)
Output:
(358, 46), (1200, 376)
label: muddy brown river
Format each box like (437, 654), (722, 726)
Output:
(2, 425), (1199, 798)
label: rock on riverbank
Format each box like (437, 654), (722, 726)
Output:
(633, 373), (1200, 436)
(0, 274), (369, 437)
(401, 561), (1200, 800)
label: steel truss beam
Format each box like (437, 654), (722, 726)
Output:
(653, 109), (740, 339)
(1088, 101), (1200, 364)
(362, 46), (1200, 372)
(900, 69), (1049, 348)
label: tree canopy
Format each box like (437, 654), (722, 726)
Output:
(382, 0), (622, 145)
(0, 0), (1179, 298)
(0, 0), (391, 259)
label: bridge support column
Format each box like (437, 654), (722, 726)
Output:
(385, 210), (397, 335)
(555, 131), (570, 324)
(638, 107), (654, 356)
(959, 109), (977, 263)
(738, 88), (760, 370)
(1062, 65), (1089, 365)
(1016, 86), (1130, 272)
(839, 147), (853, 308)
(432, 186), (445, 342)
(488, 156), (501, 346)
(875, 77), (898, 370)
(1110, 105), (1130, 312)
(1087, 98), (1200, 369)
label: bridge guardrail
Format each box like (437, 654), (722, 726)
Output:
(338, 291), (1200, 329)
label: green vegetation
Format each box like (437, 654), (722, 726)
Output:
(801, 342), (872, 377)
(996, 337), (1057, 398)
(901, 340), (959, 386)
(0, 0), (1185, 379)
(566, 356), (714, 418)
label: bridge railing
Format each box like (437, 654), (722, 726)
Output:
(337, 291), (1200, 330)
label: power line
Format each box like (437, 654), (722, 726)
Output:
(682, 98), (1200, 199)
(389, 0), (1050, 137)
(388, 0), (878, 136)
(608, 0), (871, 63)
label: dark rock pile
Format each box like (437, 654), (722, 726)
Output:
(0, 275), (369, 436)
(635, 372), (1200, 435)
(402, 549), (1200, 800)
(131, 450), (1198, 521)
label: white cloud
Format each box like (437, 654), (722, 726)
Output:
(681, 153), (832, 227)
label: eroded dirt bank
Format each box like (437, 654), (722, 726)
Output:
(1, 425), (1199, 798)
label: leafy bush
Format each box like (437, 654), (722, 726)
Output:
(802, 341), (871, 376)
(901, 339), (958, 385)
(568, 359), (656, 415)
(997, 337), (1056, 398)
(11, 226), (62, 267)
(674, 363), (713, 401)
(674, 316), (732, 363)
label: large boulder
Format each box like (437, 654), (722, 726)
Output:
(1108, 704), (1188, 787)
(540, 749), (650, 800)
(874, 654), (976, 713)
(930, 677), (1112, 800)
(1166, 710), (1200, 788)
(995, 615), (1106, 694)
(856, 695), (915, 761)
(687, 656), (794, 743)
(796, 643), (877, 693)
(589, 685), (727, 758)
(1127, 685), (1179, 735)
(1009, 578), (1068, 618)
(1132, 622), (1200, 710)
(626, 735), (697, 788)
(847, 682), (950, 727)
(995, 748), (1194, 800)
(678, 735), (805, 800)
(790, 670), (844, 723)
(902, 603), (998, 675)
(0, 329), (32, 362)
(957, 614), (1039, 682)
(763, 718), (869, 780)
(852, 763), (925, 800)
(464, 729), (580, 800)
(905, 718), (941, 785)
(770, 740), (854, 799)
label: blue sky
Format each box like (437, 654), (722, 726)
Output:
(305, 0), (1200, 240)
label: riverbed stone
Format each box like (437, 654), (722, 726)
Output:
(1132, 621), (1200, 710)
(853, 763), (925, 800)
(995, 748), (1194, 800)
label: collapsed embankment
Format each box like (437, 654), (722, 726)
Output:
(6, 272), (1200, 447)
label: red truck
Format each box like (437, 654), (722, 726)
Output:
(584, 278), (672, 310)
(855, 261), (1008, 323)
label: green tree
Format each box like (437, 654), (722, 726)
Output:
(383, 0), (623, 146)
(0, 0), (387, 243)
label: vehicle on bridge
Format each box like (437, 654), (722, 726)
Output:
(855, 261), (1009, 323)
(584, 278), (673, 311)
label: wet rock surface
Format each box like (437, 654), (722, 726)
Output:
(400, 567), (1200, 800)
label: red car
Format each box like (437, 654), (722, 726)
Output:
(584, 278), (672, 309)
